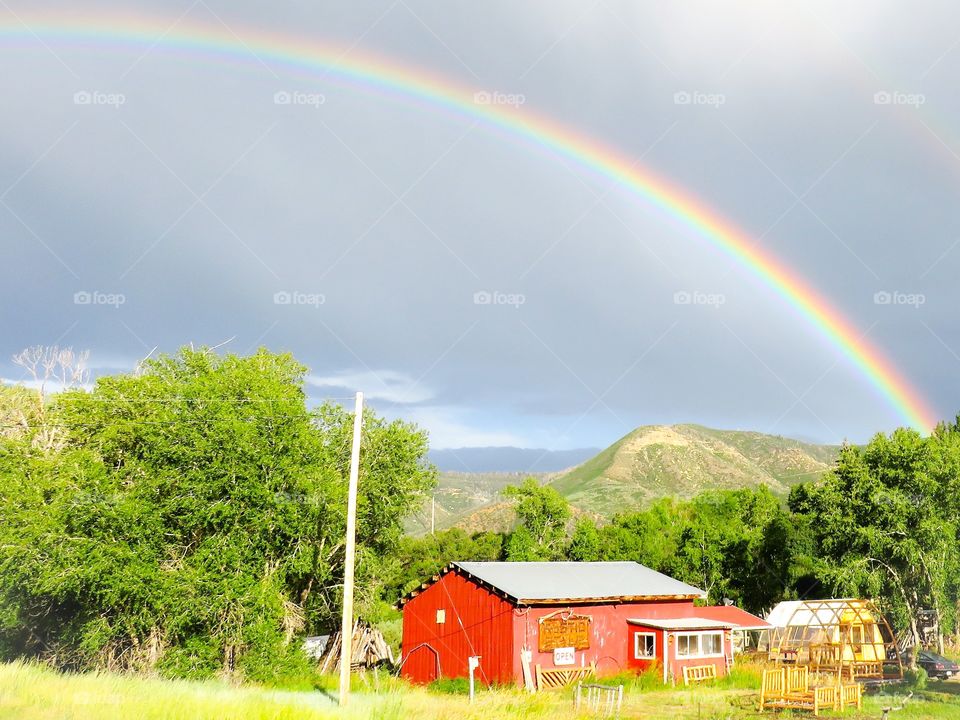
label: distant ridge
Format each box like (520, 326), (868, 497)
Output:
(428, 446), (601, 473)
(409, 425), (839, 534)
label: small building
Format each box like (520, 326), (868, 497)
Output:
(765, 598), (902, 679)
(399, 561), (767, 687)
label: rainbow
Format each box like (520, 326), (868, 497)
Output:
(0, 14), (938, 431)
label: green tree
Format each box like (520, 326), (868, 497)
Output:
(0, 347), (436, 680)
(792, 427), (959, 655)
(568, 517), (602, 561)
(503, 478), (570, 561)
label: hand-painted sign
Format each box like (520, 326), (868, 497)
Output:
(538, 615), (591, 651)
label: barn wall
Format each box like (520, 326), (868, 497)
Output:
(667, 633), (733, 681)
(512, 601), (697, 682)
(625, 627), (665, 675)
(401, 571), (515, 685)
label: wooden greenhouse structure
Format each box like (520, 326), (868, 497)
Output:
(765, 599), (902, 680)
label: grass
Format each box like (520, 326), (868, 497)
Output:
(0, 660), (958, 719)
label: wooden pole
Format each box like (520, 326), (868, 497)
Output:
(338, 391), (363, 707)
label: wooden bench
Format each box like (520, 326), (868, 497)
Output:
(683, 664), (718, 685)
(759, 668), (837, 717)
(536, 662), (595, 690)
(849, 661), (884, 679)
(838, 681), (863, 711)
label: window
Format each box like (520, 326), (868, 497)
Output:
(677, 634), (698, 657)
(848, 624), (863, 653)
(675, 632), (724, 658)
(702, 633), (722, 656)
(634, 632), (656, 659)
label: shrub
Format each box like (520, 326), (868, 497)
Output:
(904, 665), (928, 690)
(428, 676), (471, 694)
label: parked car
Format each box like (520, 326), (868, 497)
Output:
(905, 650), (960, 679)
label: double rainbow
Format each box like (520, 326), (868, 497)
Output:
(0, 14), (938, 431)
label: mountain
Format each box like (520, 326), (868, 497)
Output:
(428, 446), (601, 473)
(549, 424), (839, 517)
(404, 471), (547, 535)
(408, 425), (839, 533)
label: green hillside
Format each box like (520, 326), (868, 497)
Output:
(404, 471), (548, 535)
(549, 424), (839, 516)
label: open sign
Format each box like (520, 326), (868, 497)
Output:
(553, 647), (575, 666)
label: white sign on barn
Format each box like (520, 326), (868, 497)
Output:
(553, 646), (575, 666)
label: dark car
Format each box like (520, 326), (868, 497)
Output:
(912, 650), (960, 679)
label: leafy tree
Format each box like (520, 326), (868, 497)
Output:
(383, 528), (504, 601)
(568, 517), (602, 561)
(792, 428), (959, 655)
(503, 478), (570, 561)
(0, 347), (435, 680)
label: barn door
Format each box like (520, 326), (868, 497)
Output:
(405, 644), (441, 683)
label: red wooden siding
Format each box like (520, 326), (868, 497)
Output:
(400, 570), (514, 685)
(628, 622), (734, 683)
(512, 601), (697, 681)
(626, 626), (665, 675)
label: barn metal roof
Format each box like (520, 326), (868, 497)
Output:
(450, 561), (706, 604)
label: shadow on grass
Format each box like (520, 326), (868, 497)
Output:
(926, 679), (960, 696)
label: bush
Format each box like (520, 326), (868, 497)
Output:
(904, 665), (928, 690)
(428, 676), (471, 694)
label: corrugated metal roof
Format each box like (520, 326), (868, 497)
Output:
(628, 617), (733, 630)
(452, 561), (705, 603)
(696, 605), (771, 630)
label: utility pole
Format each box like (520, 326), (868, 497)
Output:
(338, 391), (363, 707)
(431, 495), (436, 535)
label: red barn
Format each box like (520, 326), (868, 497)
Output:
(399, 561), (767, 687)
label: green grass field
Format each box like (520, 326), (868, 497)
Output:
(0, 661), (958, 720)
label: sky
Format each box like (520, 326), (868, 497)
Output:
(2, 0), (960, 450)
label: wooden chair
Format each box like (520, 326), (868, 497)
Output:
(837, 681), (863, 711)
(785, 666), (810, 697)
(682, 664), (718, 685)
(759, 668), (786, 712)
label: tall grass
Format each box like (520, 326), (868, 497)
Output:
(1, 660), (958, 719)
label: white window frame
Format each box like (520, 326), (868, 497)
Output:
(634, 632), (657, 659)
(674, 631), (725, 659)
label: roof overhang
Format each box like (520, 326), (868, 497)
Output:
(628, 617), (735, 631)
(518, 594), (705, 606)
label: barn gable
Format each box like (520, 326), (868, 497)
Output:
(400, 565), (515, 684)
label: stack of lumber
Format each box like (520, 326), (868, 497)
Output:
(317, 620), (394, 672)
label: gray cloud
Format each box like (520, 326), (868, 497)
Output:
(2, 0), (959, 448)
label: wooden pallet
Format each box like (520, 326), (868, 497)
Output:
(535, 662), (595, 690)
